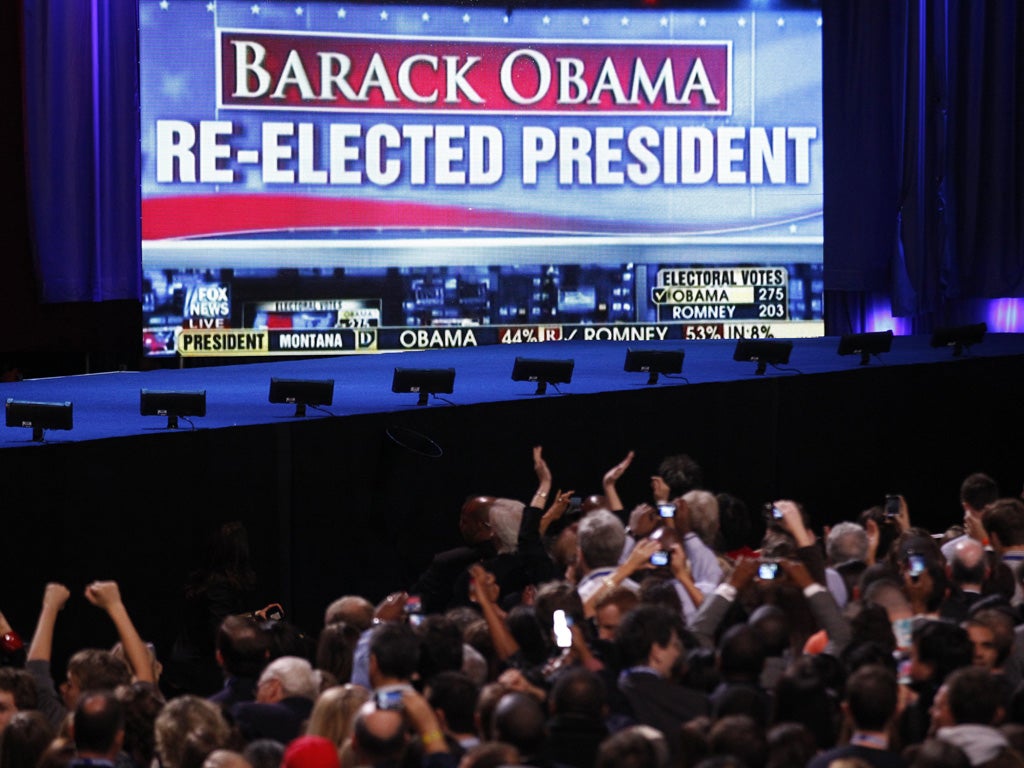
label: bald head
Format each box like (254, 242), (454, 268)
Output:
(323, 596), (374, 631)
(953, 538), (984, 568)
(950, 538), (988, 587)
(72, 691), (124, 758)
(352, 702), (406, 762)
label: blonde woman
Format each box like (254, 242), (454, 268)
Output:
(306, 684), (371, 757)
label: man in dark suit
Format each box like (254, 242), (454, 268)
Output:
(208, 614), (269, 709)
(614, 604), (709, 763)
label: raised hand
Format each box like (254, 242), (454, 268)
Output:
(604, 451), (635, 487)
(84, 581), (123, 611)
(43, 583), (71, 612)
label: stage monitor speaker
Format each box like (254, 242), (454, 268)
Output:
(733, 340), (793, 375)
(624, 348), (684, 385)
(269, 378), (334, 417)
(140, 390), (206, 429)
(5, 399), (73, 442)
(930, 322), (986, 357)
(392, 368), (455, 406)
(837, 330), (893, 366)
(393, 368), (454, 405)
(511, 357), (574, 395)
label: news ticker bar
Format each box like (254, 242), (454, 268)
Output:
(173, 320), (825, 357)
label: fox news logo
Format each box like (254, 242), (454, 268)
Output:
(185, 284), (230, 320)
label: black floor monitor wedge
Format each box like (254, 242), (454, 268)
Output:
(140, 390), (206, 429)
(733, 340), (793, 375)
(5, 399), (73, 442)
(838, 330), (893, 366)
(511, 357), (574, 395)
(624, 348), (684, 385)
(930, 323), (986, 357)
(392, 368), (455, 406)
(269, 378), (334, 417)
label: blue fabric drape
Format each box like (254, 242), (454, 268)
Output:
(946, 1), (1024, 299)
(825, 0), (1024, 333)
(23, 0), (139, 303)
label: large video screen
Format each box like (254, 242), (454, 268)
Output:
(140, 1), (823, 357)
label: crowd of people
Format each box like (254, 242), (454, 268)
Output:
(3, 446), (1024, 768)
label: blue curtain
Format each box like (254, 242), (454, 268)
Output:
(946, 1), (1024, 299)
(22, 0), (139, 303)
(824, 0), (1024, 333)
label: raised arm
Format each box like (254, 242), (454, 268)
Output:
(670, 497), (722, 586)
(668, 542), (705, 610)
(539, 490), (574, 536)
(0, 606), (24, 662)
(529, 445), (553, 510)
(26, 583), (71, 729)
(401, 687), (451, 758)
(27, 583), (70, 663)
(602, 450), (635, 516)
(772, 499), (827, 584)
(84, 581), (156, 683)
(468, 564), (519, 661)
(581, 537), (660, 617)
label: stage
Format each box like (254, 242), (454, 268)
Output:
(2, 335), (1023, 665)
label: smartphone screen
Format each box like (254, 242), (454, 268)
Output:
(650, 550), (669, 567)
(553, 609), (572, 648)
(885, 495), (901, 517)
(758, 562), (779, 580)
(375, 689), (404, 710)
(908, 554), (926, 577)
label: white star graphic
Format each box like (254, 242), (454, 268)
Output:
(421, 12), (429, 21)
(206, 2), (215, 11)
(542, 15), (550, 25)
(620, 16), (629, 26)
(816, 16), (823, 27)
(250, 4), (260, 14)
(660, 16), (668, 27)
(159, 0), (169, 9)
(295, 6), (304, 16)
(337, 8), (346, 19)
(777, 17), (785, 27)
(699, 17), (707, 27)
(503, 14), (509, 24)
(582, 15), (590, 26)
(380, 10), (387, 20)
(789, 224), (798, 234)
(738, 16), (747, 27)
(462, 13), (470, 23)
